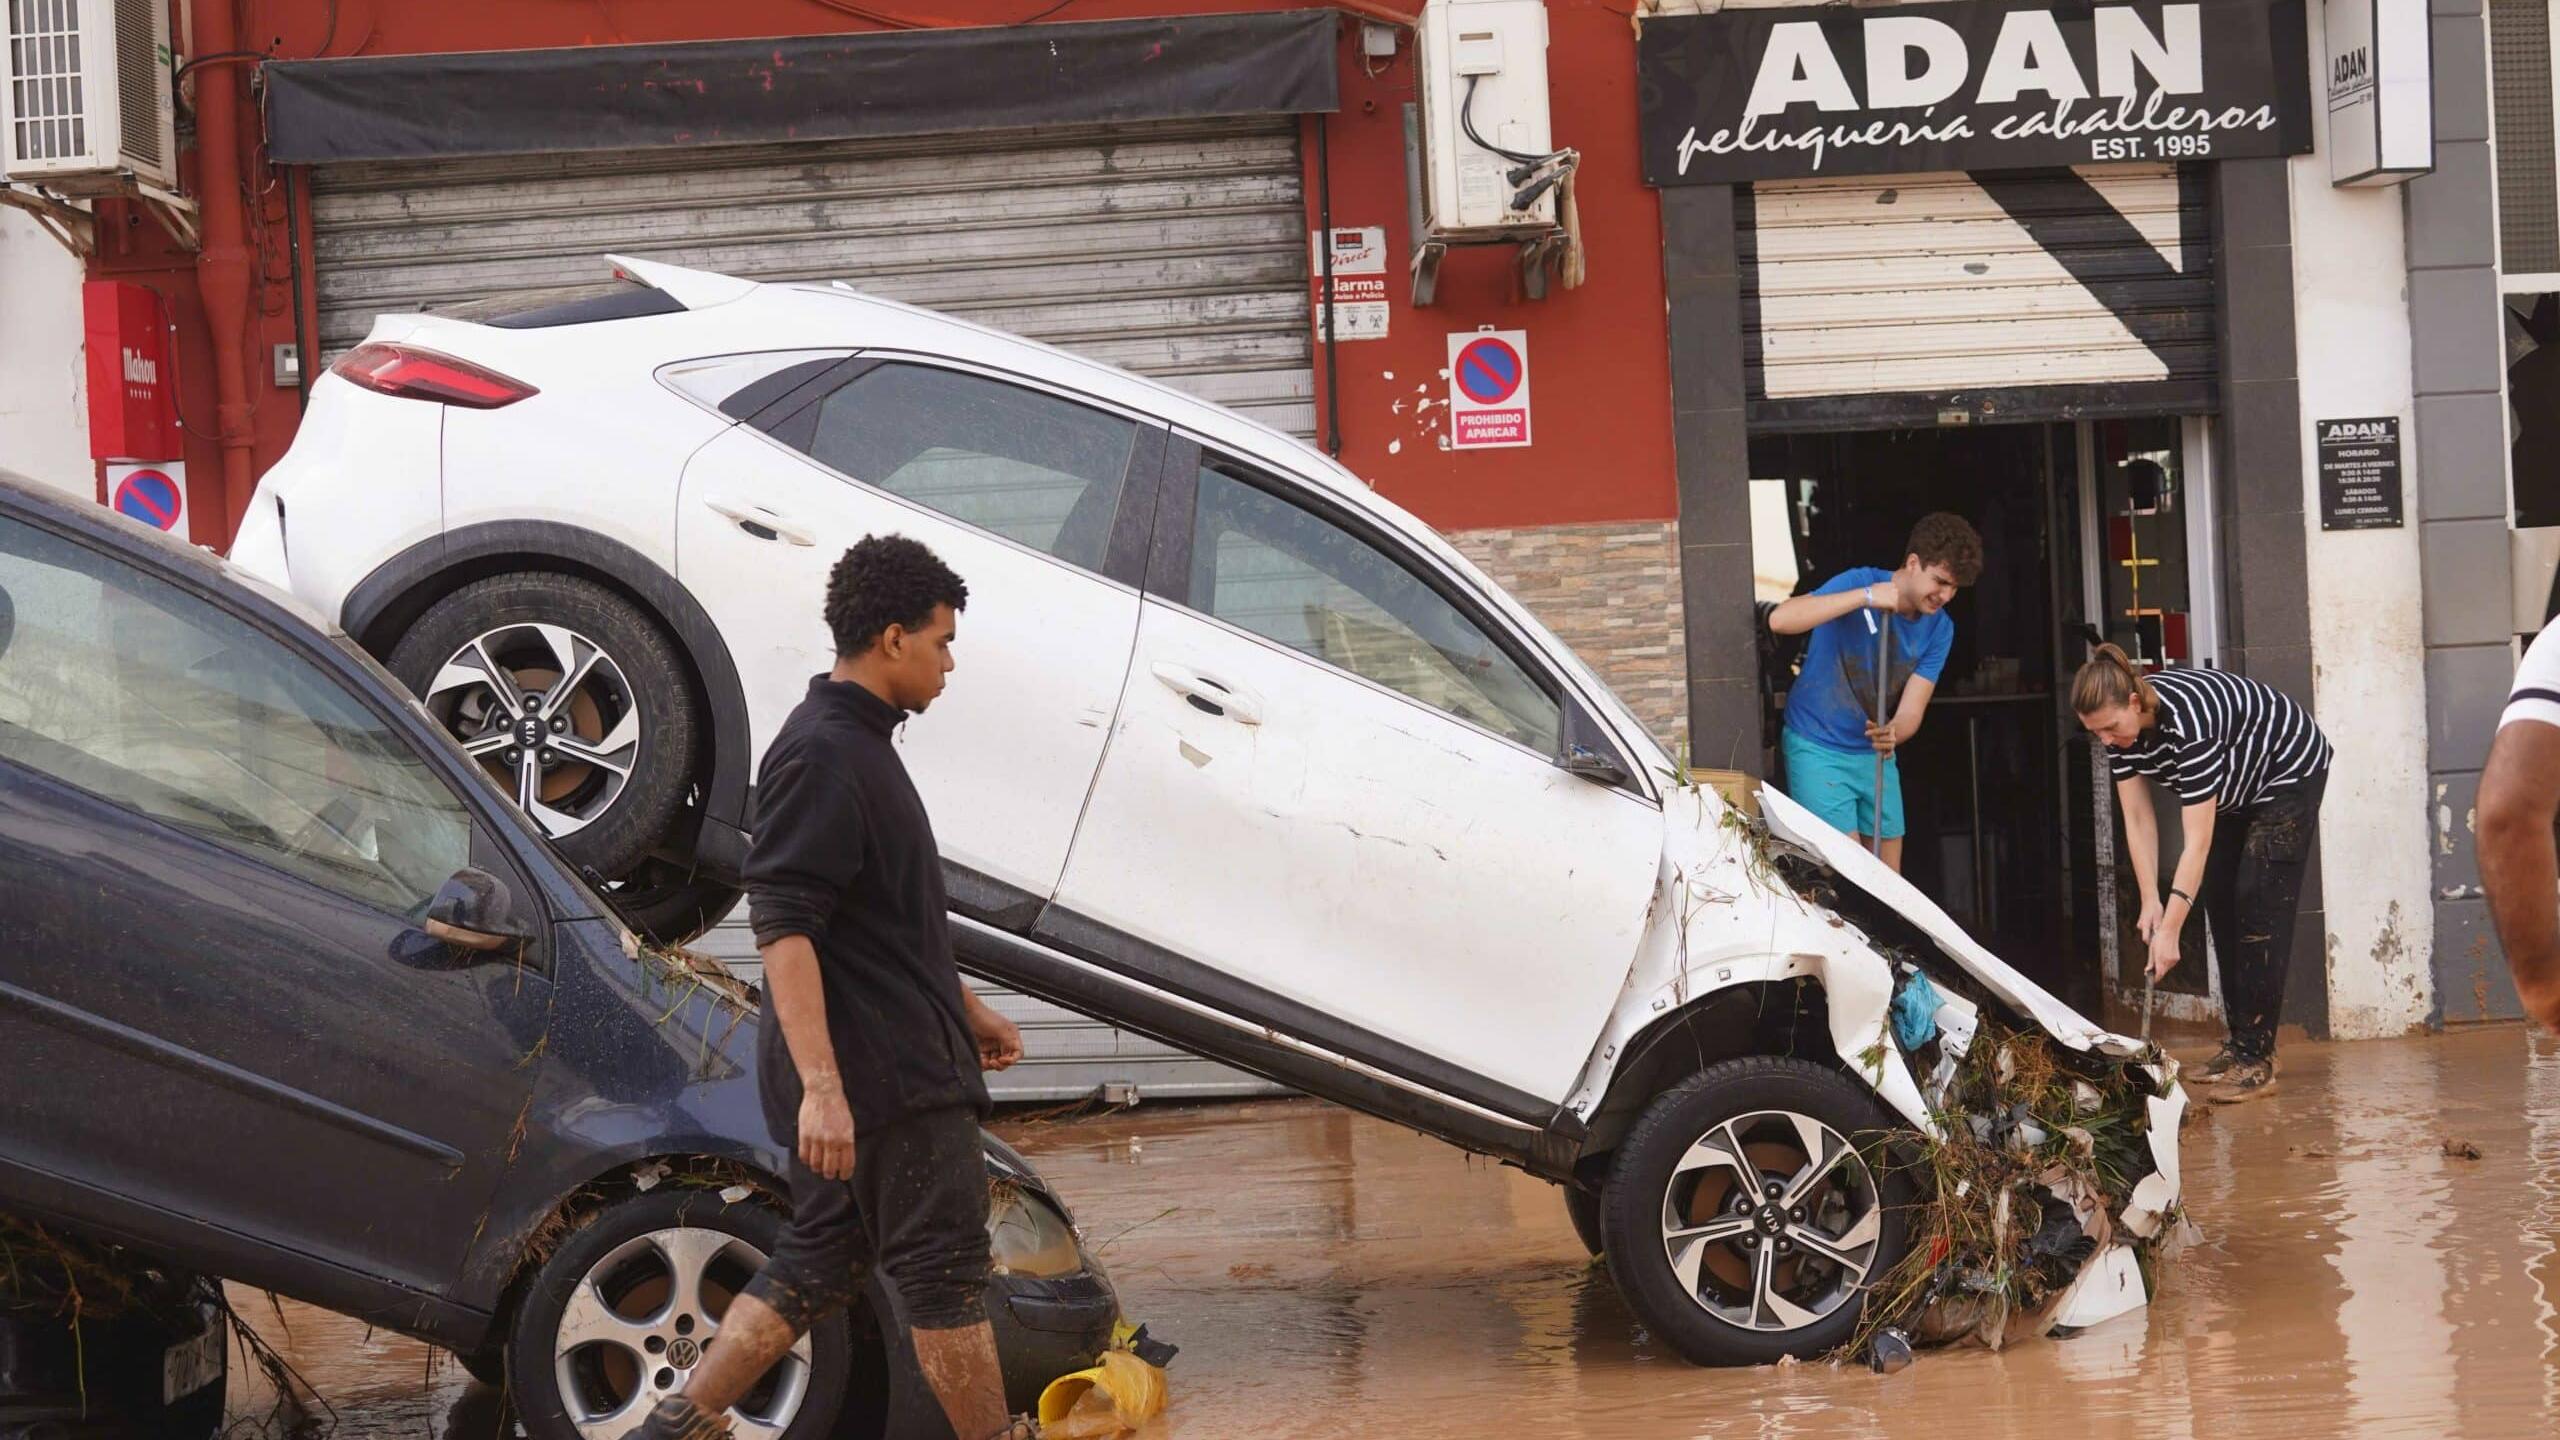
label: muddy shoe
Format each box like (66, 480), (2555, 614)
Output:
(2208, 1059), (2277, 1104)
(631, 1397), (732, 1440)
(2189, 1046), (2244, 1084)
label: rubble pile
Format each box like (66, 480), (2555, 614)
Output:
(1859, 1001), (2184, 1354)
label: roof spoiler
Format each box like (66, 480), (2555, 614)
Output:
(604, 254), (757, 311)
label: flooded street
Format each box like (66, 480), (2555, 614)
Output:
(233, 1026), (2560, 1439)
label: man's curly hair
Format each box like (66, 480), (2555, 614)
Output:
(1906, 512), (1984, 586)
(825, 535), (968, 657)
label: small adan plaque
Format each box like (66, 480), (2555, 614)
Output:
(2316, 416), (2403, 530)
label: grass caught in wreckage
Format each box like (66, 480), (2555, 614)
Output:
(0, 1212), (335, 1438)
(1849, 1018), (2181, 1356)
(1743, 833), (2188, 1361)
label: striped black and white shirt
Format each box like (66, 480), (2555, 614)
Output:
(2107, 666), (2332, 809)
(2502, 623), (2560, 732)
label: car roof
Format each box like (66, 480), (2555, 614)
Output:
(404, 255), (1398, 517)
(0, 467), (341, 635)
(383, 260), (1674, 776)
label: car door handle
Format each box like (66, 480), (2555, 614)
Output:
(1151, 661), (1262, 726)
(702, 495), (816, 546)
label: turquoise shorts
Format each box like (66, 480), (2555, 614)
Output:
(1782, 728), (1904, 840)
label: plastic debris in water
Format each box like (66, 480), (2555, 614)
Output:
(1890, 971), (1945, 1050)
(1039, 1350), (1168, 1439)
(1867, 1327), (1915, 1375)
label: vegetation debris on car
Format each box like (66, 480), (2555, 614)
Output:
(1851, 1016), (2187, 1354)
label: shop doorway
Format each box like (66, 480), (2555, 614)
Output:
(1749, 417), (2216, 1014)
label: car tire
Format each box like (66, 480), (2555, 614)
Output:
(451, 1341), (506, 1390)
(605, 860), (745, 949)
(1600, 1056), (1912, 1367)
(507, 1191), (852, 1440)
(391, 574), (701, 884)
(1563, 1182), (1606, 1258)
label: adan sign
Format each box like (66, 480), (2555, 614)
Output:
(1638, 0), (2313, 186)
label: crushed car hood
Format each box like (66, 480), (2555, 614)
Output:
(1757, 785), (2145, 1061)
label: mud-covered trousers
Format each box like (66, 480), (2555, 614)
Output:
(738, 1102), (991, 1335)
(2196, 768), (2328, 1062)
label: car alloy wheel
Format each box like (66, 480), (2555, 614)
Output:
(552, 1226), (808, 1440)
(426, 622), (640, 839)
(1602, 1057), (1911, 1365)
(1658, 1109), (1883, 1334)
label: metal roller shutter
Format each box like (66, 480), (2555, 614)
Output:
(307, 116), (1307, 1102)
(307, 115), (1316, 436)
(1741, 164), (2216, 417)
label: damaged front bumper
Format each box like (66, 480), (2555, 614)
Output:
(1569, 781), (2188, 1343)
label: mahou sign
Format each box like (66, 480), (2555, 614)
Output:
(1638, 0), (2313, 185)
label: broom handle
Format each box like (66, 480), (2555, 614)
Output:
(1872, 617), (1890, 857)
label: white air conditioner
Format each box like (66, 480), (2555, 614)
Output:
(1, 0), (177, 195)
(1416, 0), (1559, 238)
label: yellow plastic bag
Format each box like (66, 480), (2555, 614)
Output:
(1037, 1349), (1168, 1440)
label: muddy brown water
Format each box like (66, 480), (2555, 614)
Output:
(229, 1027), (2560, 1438)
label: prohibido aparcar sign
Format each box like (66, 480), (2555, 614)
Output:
(1638, 0), (2313, 185)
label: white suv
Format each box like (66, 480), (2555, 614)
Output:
(231, 256), (2181, 1364)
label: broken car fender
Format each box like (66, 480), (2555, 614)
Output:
(1565, 785), (1938, 1137)
(1758, 786), (2145, 1061)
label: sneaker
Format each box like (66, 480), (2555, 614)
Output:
(2190, 1046), (2244, 1084)
(632, 1398), (732, 1440)
(2209, 1059), (2277, 1104)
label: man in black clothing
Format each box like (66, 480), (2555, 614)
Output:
(640, 535), (1028, 1440)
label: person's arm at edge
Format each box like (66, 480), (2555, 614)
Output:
(959, 983), (1023, 1070)
(759, 933), (854, 1178)
(2119, 775), (2162, 932)
(1872, 674), (1938, 752)
(2481, 719), (2560, 1029)
(742, 758), (865, 1181)
(1769, 576), (1892, 635)
(2148, 797), (2218, 980)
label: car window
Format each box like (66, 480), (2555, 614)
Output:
(0, 517), (473, 915)
(1189, 465), (1561, 753)
(799, 363), (1136, 573)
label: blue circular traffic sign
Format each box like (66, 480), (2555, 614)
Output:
(1455, 337), (1524, 405)
(113, 469), (184, 531)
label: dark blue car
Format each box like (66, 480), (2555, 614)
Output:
(0, 469), (1117, 1439)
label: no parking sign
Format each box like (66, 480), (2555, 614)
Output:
(107, 463), (189, 541)
(1447, 330), (1532, 450)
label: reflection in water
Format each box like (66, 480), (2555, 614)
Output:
(1001, 1031), (2560, 1440)
(228, 1029), (2560, 1440)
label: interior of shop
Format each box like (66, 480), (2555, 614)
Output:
(1747, 418), (2210, 1015)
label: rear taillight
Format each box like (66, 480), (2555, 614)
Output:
(330, 342), (539, 409)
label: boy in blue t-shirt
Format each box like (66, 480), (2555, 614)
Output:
(1767, 513), (1984, 872)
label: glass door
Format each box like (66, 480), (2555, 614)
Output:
(2078, 417), (2222, 1015)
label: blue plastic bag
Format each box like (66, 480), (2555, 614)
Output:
(1891, 971), (1944, 1051)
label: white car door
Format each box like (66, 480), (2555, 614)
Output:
(1052, 444), (1663, 1113)
(676, 357), (1159, 910)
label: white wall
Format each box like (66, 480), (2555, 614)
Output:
(2288, 0), (2436, 1036)
(0, 208), (92, 496)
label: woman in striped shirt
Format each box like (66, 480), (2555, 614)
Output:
(2072, 645), (2333, 1101)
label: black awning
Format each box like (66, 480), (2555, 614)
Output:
(264, 10), (1339, 165)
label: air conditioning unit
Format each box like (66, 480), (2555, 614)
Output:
(1416, 0), (1559, 239)
(1407, 0), (1579, 304)
(1, 0), (178, 195)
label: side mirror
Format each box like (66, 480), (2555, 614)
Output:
(1558, 704), (1632, 788)
(424, 867), (536, 952)
(1564, 744), (1631, 787)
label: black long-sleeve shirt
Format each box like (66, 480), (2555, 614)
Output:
(744, 675), (989, 1132)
